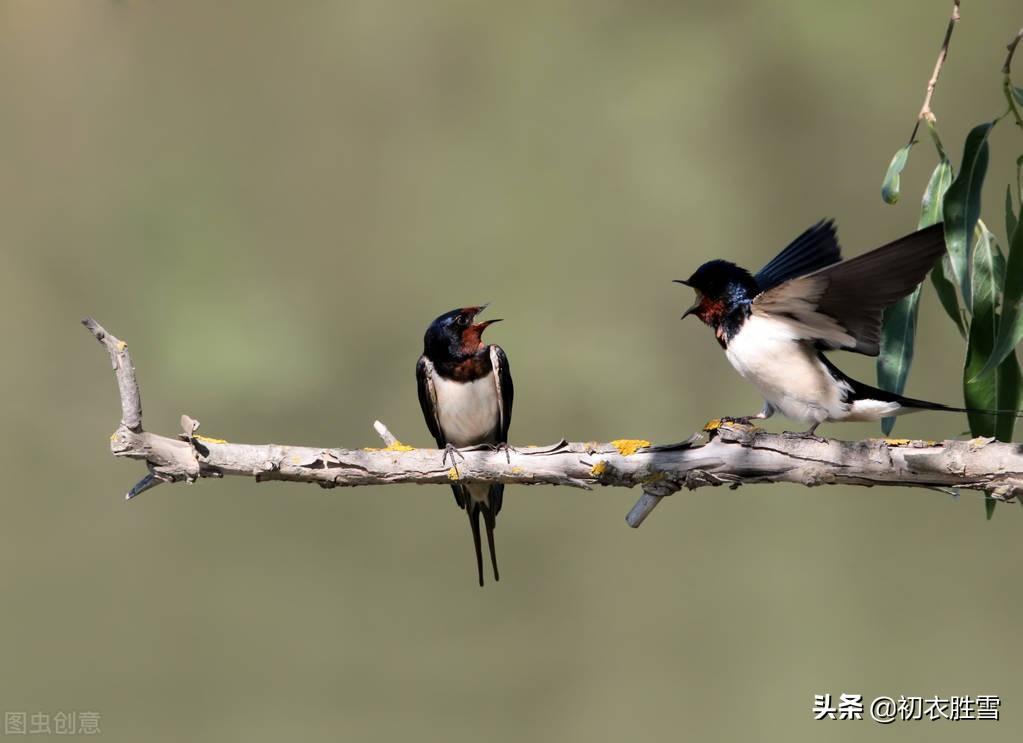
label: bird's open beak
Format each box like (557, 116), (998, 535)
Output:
(673, 280), (699, 320)
(471, 303), (503, 331)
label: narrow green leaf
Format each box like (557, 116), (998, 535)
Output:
(919, 159), (953, 229)
(964, 226), (998, 436)
(877, 159), (953, 433)
(1017, 154), (1023, 203)
(878, 288), (921, 435)
(995, 347), (1022, 442)
(972, 206), (1023, 380)
(1007, 185), (1018, 243)
(931, 255), (967, 337)
(990, 227), (1007, 289)
(975, 225), (1015, 531)
(881, 145), (913, 204)
(944, 123), (994, 311)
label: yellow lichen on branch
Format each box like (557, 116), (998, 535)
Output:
(195, 434), (228, 445)
(880, 438), (940, 447)
(610, 439), (651, 456)
(364, 440), (416, 452)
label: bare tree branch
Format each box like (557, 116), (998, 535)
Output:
(82, 318), (1023, 527)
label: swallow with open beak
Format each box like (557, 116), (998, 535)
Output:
(675, 220), (1013, 435)
(416, 304), (513, 586)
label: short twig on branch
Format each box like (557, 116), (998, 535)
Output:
(83, 319), (1023, 526)
(1003, 25), (1023, 129)
(906, 0), (960, 150)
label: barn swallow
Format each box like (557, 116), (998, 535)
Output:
(676, 220), (1008, 435)
(416, 304), (514, 586)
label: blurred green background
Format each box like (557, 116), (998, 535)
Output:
(3, 0), (1023, 740)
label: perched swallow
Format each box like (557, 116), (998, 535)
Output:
(416, 305), (513, 586)
(677, 220), (998, 435)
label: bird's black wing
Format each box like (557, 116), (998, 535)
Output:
(752, 223), (946, 356)
(489, 345), (514, 444)
(415, 356), (445, 447)
(487, 345), (514, 519)
(754, 219), (842, 292)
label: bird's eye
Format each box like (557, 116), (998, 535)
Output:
(457, 315), (469, 326)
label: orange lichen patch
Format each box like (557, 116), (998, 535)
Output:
(703, 419), (722, 432)
(610, 439), (651, 456)
(195, 434), (228, 445)
(447, 467), (460, 481)
(590, 461), (608, 477)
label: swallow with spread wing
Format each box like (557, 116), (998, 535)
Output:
(677, 220), (1016, 435)
(416, 305), (513, 586)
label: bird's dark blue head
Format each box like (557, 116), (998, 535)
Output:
(674, 260), (758, 327)
(423, 304), (502, 361)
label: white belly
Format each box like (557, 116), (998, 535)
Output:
(724, 314), (849, 424)
(434, 374), (500, 447)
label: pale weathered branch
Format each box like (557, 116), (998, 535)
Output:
(83, 319), (1023, 526)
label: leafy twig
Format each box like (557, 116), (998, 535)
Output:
(1002, 26), (1023, 129)
(907, 0), (961, 148)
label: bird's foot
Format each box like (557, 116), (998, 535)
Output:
(782, 425), (827, 443)
(441, 444), (465, 472)
(491, 442), (518, 464)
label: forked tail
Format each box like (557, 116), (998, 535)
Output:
(464, 493), (500, 587)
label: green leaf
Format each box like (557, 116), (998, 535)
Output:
(972, 205), (1023, 380)
(931, 254), (967, 337)
(995, 347), (1022, 443)
(881, 145), (912, 204)
(1017, 154), (1023, 203)
(878, 288), (921, 435)
(990, 226), (1007, 288)
(1007, 185), (1018, 243)
(919, 159), (953, 228)
(963, 224), (1022, 444)
(964, 225), (998, 435)
(944, 123), (994, 311)
(877, 158), (953, 433)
